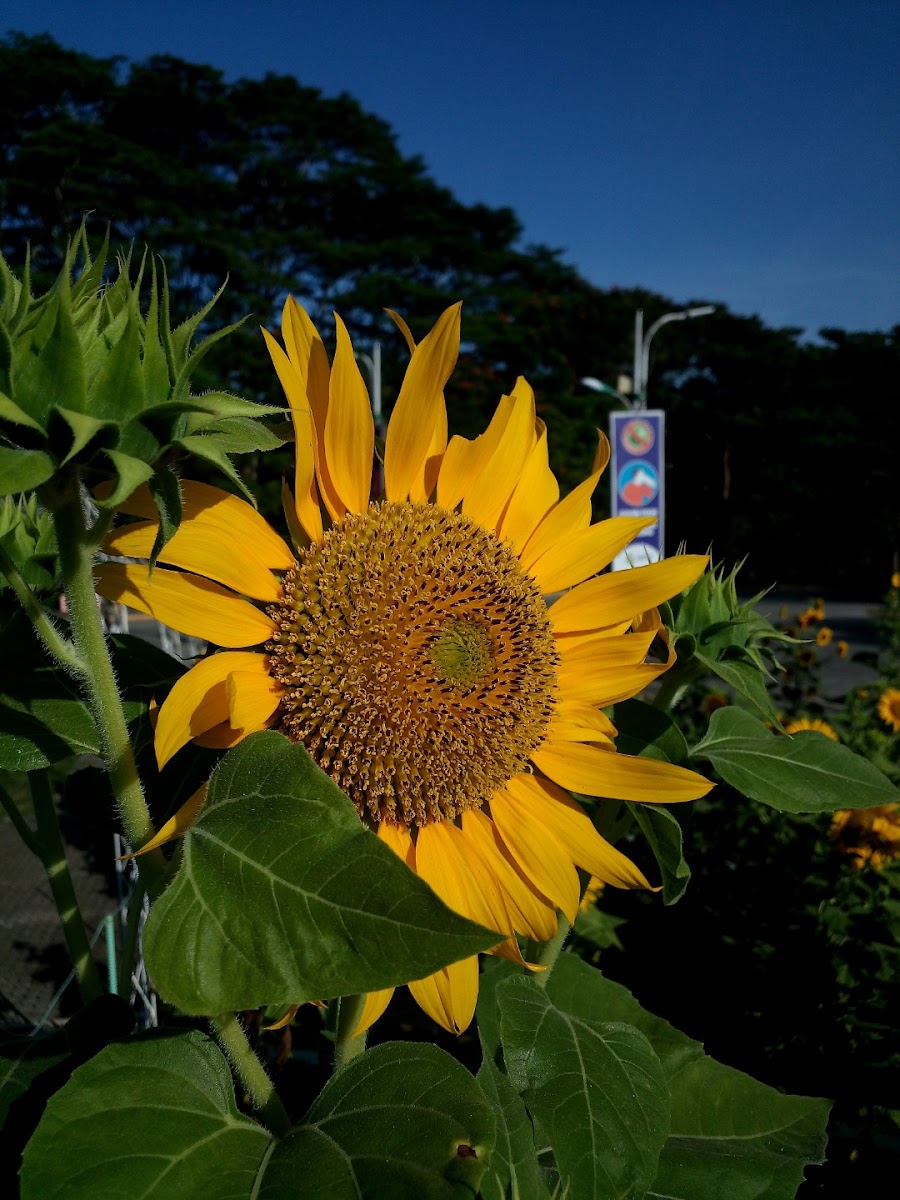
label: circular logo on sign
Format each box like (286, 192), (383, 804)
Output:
(621, 418), (655, 455)
(618, 461), (659, 507)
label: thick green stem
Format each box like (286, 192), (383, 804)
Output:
(333, 994), (368, 1071)
(52, 488), (166, 886)
(30, 772), (104, 1004)
(531, 913), (572, 988)
(211, 1012), (290, 1137)
(652, 660), (706, 713)
(0, 541), (83, 674)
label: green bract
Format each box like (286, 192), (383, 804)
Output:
(661, 560), (798, 721)
(0, 227), (285, 510)
(0, 493), (58, 594)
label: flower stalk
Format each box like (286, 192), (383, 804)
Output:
(210, 1012), (290, 1137)
(0, 539), (83, 675)
(333, 994), (368, 1071)
(530, 913), (572, 988)
(51, 480), (166, 887)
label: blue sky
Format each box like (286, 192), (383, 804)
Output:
(5, 0), (898, 336)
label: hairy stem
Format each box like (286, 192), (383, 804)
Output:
(0, 540), (82, 674)
(30, 771), (104, 1004)
(210, 1012), (290, 1138)
(52, 486), (166, 887)
(333, 994), (368, 1071)
(531, 913), (572, 988)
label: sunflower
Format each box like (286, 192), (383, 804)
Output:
(816, 626), (833, 647)
(784, 716), (839, 742)
(836, 640), (849, 659)
(830, 805), (900, 870)
(95, 298), (712, 1035)
(877, 688), (900, 734)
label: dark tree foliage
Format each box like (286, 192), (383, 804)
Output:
(2, 32), (896, 590)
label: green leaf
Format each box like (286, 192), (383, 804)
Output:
(0, 391), (44, 433)
(20, 1033), (272, 1200)
(612, 698), (689, 764)
(147, 467), (183, 570)
(572, 900), (626, 950)
(179, 416), (287, 453)
(93, 449), (155, 507)
(0, 448), (55, 496)
(498, 963), (670, 1200)
(51, 406), (118, 465)
(692, 706), (900, 813)
(12, 287), (87, 421)
(282, 1042), (496, 1198)
(174, 435), (256, 505)
(143, 732), (499, 1014)
(559, 961), (831, 1200)
(628, 802), (691, 904)
(694, 648), (779, 722)
(476, 1059), (551, 1200)
(0, 1033), (68, 1128)
(0, 621), (167, 770)
(86, 298), (145, 419)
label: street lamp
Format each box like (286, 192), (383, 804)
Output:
(579, 376), (637, 410)
(634, 305), (715, 408)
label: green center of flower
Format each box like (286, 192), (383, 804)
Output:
(265, 500), (559, 827)
(430, 620), (492, 688)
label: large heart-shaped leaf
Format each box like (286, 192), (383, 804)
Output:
(554, 958), (831, 1199)
(497, 965), (669, 1199)
(143, 731), (498, 1013)
(21, 1034), (495, 1200)
(691, 706), (899, 812)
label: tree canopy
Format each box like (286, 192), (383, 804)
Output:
(2, 31), (896, 591)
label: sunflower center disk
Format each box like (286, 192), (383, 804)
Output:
(266, 501), (559, 827)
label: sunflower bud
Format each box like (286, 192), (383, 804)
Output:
(0, 493), (58, 595)
(0, 226), (285, 510)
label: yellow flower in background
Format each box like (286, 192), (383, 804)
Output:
(95, 297), (712, 1035)
(796, 648), (817, 668)
(836, 640), (849, 659)
(891, 572), (900, 590)
(579, 876), (606, 912)
(830, 805), (900, 870)
(877, 688), (900, 734)
(701, 689), (729, 717)
(784, 717), (839, 742)
(816, 626), (833, 647)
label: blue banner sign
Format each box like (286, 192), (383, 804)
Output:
(609, 410), (665, 571)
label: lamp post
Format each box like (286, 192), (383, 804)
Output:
(634, 305), (715, 408)
(355, 340), (383, 491)
(579, 376), (637, 410)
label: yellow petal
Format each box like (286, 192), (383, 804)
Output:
(154, 651), (272, 768)
(463, 381), (536, 533)
(436, 394), (515, 511)
(350, 989), (395, 1038)
(496, 420), (559, 553)
(385, 308), (417, 354)
(549, 555), (710, 634)
(94, 563), (275, 648)
(545, 703), (618, 745)
(226, 670), (284, 731)
(532, 743), (714, 803)
(193, 721), (249, 751)
(529, 516), (657, 594)
(460, 809), (558, 942)
(409, 399), (448, 504)
(519, 432), (608, 569)
(262, 326), (324, 543)
(408, 956), (479, 1035)
(124, 784), (207, 858)
(415, 822), (509, 943)
(556, 630), (662, 705)
(104, 516), (287, 604)
(384, 302), (461, 502)
(326, 313), (375, 514)
(592, 430), (611, 475)
(282, 296), (330, 444)
(111, 480), (295, 568)
(264, 1004), (300, 1032)
(508, 774), (654, 890)
(377, 820), (415, 868)
(489, 786), (580, 923)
